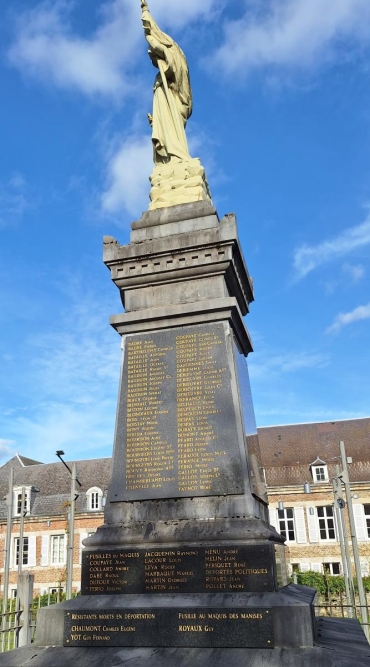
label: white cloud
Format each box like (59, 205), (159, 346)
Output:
(342, 262), (365, 283)
(0, 439), (16, 463)
(257, 407), (365, 422)
(9, 0), (139, 98)
(99, 124), (221, 219)
(101, 134), (152, 217)
(148, 0), (223, 29)
(9, 0), (221, 99)
(0, 439), (16, 449)
(293, 216), (370, 280)
(0, 173), (30, 228)
(210, 0), (370, 80)
(249, 350), (329, 380)
(326, 303), (370, 333)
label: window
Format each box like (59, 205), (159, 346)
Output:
(13, 488), (31, 516)
(364, 505), (370, 538)
(91, 492), (100, 510)
(15, 537), (29, 566)
(51, 535), (66, 565)
(86, 487), (103, 511)
(278, 508), (296, 541)
(323, 563), (341, 575)
(317, 506), (336, 540)
(17, 493), (27, 515)
(312, 466), (328, 483)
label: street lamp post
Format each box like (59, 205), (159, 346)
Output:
(17, 487), (27, 582)
(56, 452), (81, 601)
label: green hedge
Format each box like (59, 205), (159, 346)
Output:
(295, 571), (370, 594)
(296, 571), (326, 594)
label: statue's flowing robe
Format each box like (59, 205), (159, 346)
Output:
(142, 10), (192, 164)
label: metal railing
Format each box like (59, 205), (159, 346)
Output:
(0, 583), (64, 653)
(0, 598), (21, 652)
(314, 590), (370, 639)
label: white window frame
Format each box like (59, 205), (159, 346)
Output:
(86, 487), (103, 511)
(277, 507), (296, 542)
(50, 534), (66, 566)
(323, 562), (341, 576)
(312, 465), (328, 483)
(364, 504), (370, 539)
(14, 536), (29, 567)
(13, 487), (31, 517)
(317, 505), (337, 541)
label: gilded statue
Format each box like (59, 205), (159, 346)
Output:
(140, 0), (211, 210)
(141, 0), (192, 164)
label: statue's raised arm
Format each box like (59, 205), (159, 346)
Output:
(141, 0), (192, 164)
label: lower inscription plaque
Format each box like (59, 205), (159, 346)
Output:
(64, 607), (274, 648)
(81, 544), (276, 595)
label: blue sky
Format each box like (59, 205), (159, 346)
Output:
(1, 0), (370, 464)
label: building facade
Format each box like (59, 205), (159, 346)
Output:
(257, 417), (370, 576)
(0, 455), (111, 597)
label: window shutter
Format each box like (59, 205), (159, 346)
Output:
(41, 535), (49, 566)
(269, 508), (278, 532)
(311, 562), (322, 573)
(300, 563), (310, 572)
(306, 507), (319, 543)
(10, 537), (15, 569)
(353, 504), (367, 542)
(28, 535), (36, 567)
(80, 533), (88, 563)
(294, 507), (307, 544)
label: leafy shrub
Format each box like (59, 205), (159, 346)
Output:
(296, 571), (326, 594)
(326, 575), (346, 594)
(354, 577), (370, 593)
(296, 572), (370, 596)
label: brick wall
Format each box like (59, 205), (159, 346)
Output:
(0, 513), (103, 596)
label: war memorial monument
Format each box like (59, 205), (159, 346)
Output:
(4, 2), (370, 665)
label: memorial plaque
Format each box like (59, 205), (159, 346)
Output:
(64, 607), (274, 648)
(81, 544), (275, 595)
(109, 323), (245, 502)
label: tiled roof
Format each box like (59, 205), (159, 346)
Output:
(0, 456), (112, 519)
(17, 455), (43, 467)
(255, 417), (370, 487)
